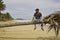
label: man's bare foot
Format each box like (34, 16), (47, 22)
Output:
(34, 28), (36, 30)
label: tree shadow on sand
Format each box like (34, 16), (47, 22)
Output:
(37, 36), (60, 40)
(0, 36), (60, 40)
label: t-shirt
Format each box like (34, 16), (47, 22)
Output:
(34, 12), (42, 19)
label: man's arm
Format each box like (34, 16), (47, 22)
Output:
(32, 16), (34, 22)
(39, 12), (42, 19)
(32, 13), (36, 22)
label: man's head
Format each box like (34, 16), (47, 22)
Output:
(35, 8), (39, 13)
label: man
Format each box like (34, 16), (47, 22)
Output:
(32, 8), (44, 30)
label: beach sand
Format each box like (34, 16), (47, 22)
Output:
(0, 20), (60, 40)
(0, 25), (60, 40)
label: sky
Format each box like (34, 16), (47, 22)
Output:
(3, 0), (60, 20)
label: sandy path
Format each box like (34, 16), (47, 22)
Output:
(0, 25), (60, 40)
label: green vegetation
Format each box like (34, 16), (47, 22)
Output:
(0, 12), (13, 21)
(0, 0), (13, 21)
(0, 0), (6, 13)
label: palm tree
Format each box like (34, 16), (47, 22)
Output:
(0, 0), (6, 13)
(0, 0), (6, 21)
(43, 11), (60, 36)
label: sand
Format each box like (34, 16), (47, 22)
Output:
(0, 20), (60, 40)
(0, 25), (60, 40)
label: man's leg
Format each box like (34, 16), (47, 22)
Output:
(33, 21), (37, 30)
(34, 24), (36, 30)
(41, 23), (44, 31)
(39, 19), (44, 31)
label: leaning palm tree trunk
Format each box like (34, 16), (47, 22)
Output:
(0, 21), (43, 27)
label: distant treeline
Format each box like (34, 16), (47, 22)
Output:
(0, 12), (13, 21)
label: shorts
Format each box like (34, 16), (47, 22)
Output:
(34, 17), (42, 22)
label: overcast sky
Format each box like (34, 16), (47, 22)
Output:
(3, 0), (60, 19)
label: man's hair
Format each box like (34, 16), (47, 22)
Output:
(35, 8), (39, 11)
